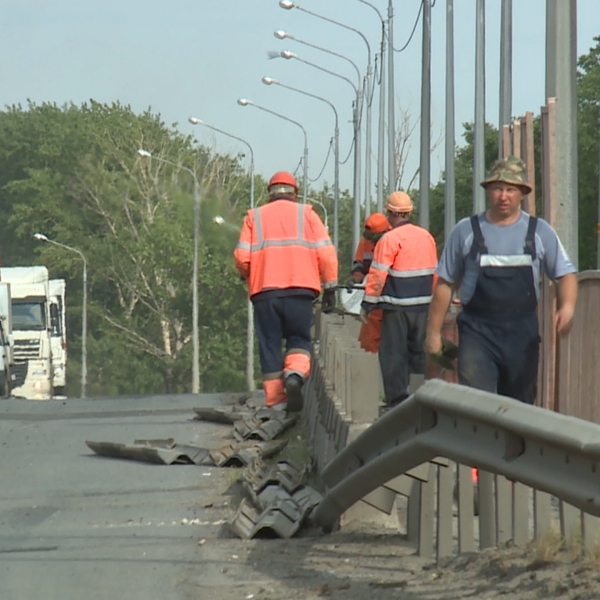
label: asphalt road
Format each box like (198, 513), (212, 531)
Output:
(0, 393), (235, 600)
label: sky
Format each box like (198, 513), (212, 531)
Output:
(1, 1), (599, 199)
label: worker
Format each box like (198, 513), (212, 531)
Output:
(345, 213), (390, 353)
(234, 171), (338, 413)
(361, 191), (438, 408)
(425, 156), (578, 404)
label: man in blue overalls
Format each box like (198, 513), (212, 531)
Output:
(425, 156), (578, 404)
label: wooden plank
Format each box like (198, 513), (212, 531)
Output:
(502, 123), (511, 156)
(495, 475), (512, 544)
(437, 462), (454, 560)
(457, 464), (476, 553)
(478, 470), (496, 549)
(513, 482), (530, 545)
(523, 111), (536, 215)
(534, 490), (552, 539)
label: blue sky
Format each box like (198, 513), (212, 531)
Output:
(1, 1), (598, 196)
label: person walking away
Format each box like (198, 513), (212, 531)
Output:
(425, 156), (577, 404)
(345, 213), (391, 353)
(234, 171), (338, 412)
(361, 191), (438, 408)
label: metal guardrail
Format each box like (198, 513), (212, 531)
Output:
(311, 378), (600, 535)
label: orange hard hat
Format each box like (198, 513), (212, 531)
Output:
(364, 212), (390, 234)
(268, 171), (298, 191)
(385, 191), (414, 214)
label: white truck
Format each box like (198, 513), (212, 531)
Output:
(0, 283), (14, 397)
(0, 267), (53, 400)
(49, 279), (67, 397)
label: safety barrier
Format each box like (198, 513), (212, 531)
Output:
(304, 311), (600, 560)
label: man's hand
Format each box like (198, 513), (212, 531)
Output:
(555, 304), (575, 336)
(322, 289), (337, 314)
(345, 273), (363, 288)
(359, 307), (370, 324)
(424, 332), (443, 356)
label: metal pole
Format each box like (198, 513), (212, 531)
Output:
(334, 124), (340, 251)
(445, 0), (456, 241)
(192, 179), (200, 393)
(387, 0), (395, 193)
(545, 0), (578, 268)
(81, 255), (87, 399)
(597, 115), (600, 269)
(352, 89), (363, 259)
(499, 0), (513, 158)
(473, 0), (486, 214)
(377, 36), (386, 211)
(364, 64), (373, 216)
(419, 0), (432, 229)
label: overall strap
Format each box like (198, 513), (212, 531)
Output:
(469, 215), (488, 261)
(523, 216), (538, 259)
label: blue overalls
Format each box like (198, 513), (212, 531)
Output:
(457, 215), (540, 404)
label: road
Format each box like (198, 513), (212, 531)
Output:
(0, 393), (236, 600)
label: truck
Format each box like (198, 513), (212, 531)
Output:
(0, 267), (53, 400)
(0, 283), (14, 397)
(49, 279), (67, 397)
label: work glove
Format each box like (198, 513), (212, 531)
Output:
(344, 273), (363, 288)
(321, 289), (337, 314)
(427, 337), (459, 371)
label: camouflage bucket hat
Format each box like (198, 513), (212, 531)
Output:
(480, 156), (532, 194)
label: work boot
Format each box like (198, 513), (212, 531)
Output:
(284, 375), (304, 413)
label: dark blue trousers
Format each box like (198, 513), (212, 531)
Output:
(253, 296), (314, 375)
(457, 311), (540, 404)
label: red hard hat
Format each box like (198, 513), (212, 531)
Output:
(268, 171), (298, 191)
(364, 212), (390, 234)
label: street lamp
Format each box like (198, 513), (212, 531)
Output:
(188, 117), (256, 392)
(236, 98), (308, 206)
(136, 148), (201, 394)
(34, 233), (87, 399)
(261, 76), (340, 253)
(307, 198), (329, 232)
(279, 0), (372, 251)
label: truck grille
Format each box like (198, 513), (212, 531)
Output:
(14, 339), (41, 360)
(12, 361), (28, 389)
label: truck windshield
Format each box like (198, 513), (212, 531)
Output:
(12, 302), (46, 331)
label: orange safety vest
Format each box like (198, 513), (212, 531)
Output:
(363, 221), (437, 310)
(234, 199), (338, 298)
(351, 237), (376, 282)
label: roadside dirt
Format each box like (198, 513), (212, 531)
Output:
(180, 395), (600, 600)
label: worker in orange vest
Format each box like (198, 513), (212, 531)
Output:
(346, 212), (390, 353)
(234, 171), (338, 412)
(362, 191), (438, 409)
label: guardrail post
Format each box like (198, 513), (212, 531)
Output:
(495, 475), (512, 544)
(534, 489), (552, 539)
(583, 513), (600, 550)
(436, 463), (454, 559)
(512, 482), (530, 544)
(417, 464), (436, 558)
(478, 471), (497, 549)
(457, 464), (476, 553)
(560, 501), (581, 544)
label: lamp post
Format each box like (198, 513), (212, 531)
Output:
(307, 198), (329, 232)
(261, 76), (339, 252)
(188, 117), (256, 392)
(136, 149), (201, 394)
(279, 49), (361, 257)
(279, 0), (372, 251)
(236, 98), (308, 206)
(33, 233), (87, 399)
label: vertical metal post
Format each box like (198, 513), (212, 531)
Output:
(445, 0), (456, 241)
(473, 0), (486, 214)
(352, 91), (363, 258)
(387, 0), (395, 193)
(81, 256), (87, 399)
(498, 0), (513, 158)
(334, 124), (340, 251)
(419, 0), (432, 229)
(192, 179), (200, 393)
(545, 0), (578, 267)
(377, 36), (386, 212)
(247, 159), (255, 391)
(364, 64), (373, 216)
(597, 116), (600, 269)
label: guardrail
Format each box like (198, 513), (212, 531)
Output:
(304, 311), (600, 561)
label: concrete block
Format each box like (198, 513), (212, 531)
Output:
(345, 350), (380, 422)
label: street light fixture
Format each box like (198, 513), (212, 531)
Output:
(236, 98), (308, 206)
(188, 116), (256, 392)
(261, 76), (340, 253)
(136, 148), (201, 394)
(34, 233), (87, 399)
(278, 0), (373, 249)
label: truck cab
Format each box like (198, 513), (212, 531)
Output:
(0, 267), (53, 400)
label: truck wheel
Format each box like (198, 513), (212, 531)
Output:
(0, 370), (9, 399)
